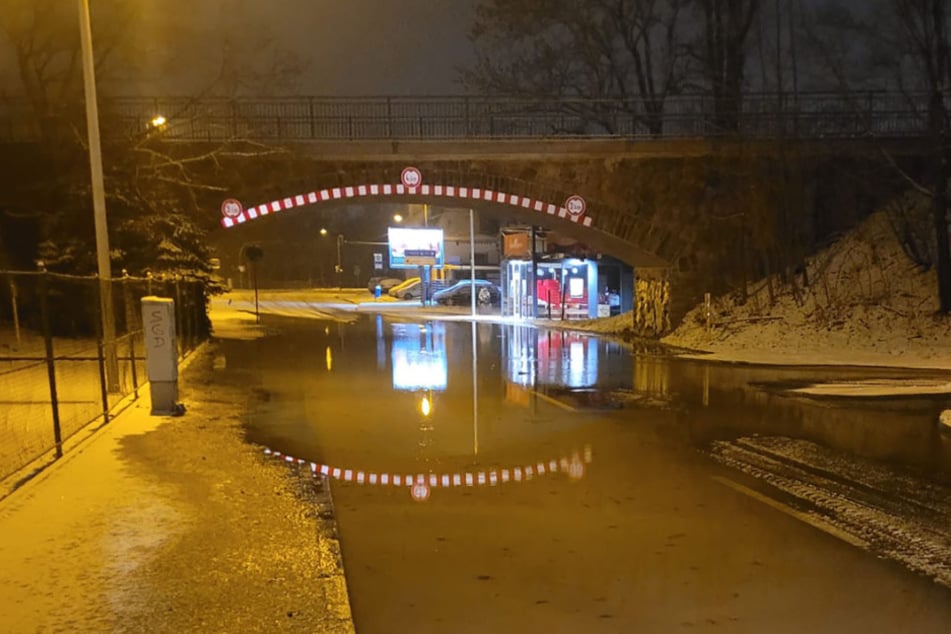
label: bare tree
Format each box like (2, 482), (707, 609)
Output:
(463, 0), (691, 134)
(803, 0), (951, 312)
(686, 0), (761, 131)
(895, 0), (951, 311)
(0, 1), (295, 276)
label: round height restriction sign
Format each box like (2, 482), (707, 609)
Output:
(221, 198), (243, 218)
(401, 166), (422, 188)
(411, 481), (430, 502)
(564, 195), (586, 219)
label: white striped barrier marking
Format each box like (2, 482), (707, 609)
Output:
(221, 185), (595, 230)
(262, 446), (593, 502)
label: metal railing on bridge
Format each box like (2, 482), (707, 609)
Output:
(0, 92), (932, 143)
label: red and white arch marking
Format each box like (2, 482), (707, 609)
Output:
(220, 184), (595, 229)
(263, 445), (593, 502)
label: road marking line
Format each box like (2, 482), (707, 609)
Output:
(712, 476), (868, 549)
(530, 390), (577, 412)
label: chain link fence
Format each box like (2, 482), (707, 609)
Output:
(0, 271), (208, 488)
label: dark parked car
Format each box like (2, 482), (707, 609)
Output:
(432, 279), (501, 306)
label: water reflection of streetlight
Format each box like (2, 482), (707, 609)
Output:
(419, 392), (432, 417)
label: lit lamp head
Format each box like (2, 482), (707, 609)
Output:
(319, 228), (329, 236)
(149, 114), (167, 129)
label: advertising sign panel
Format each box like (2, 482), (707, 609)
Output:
(388, 227), (444, 268)
(503, 232), (531, 258)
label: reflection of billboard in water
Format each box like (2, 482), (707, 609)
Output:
(391, 322), (448, 391)
(388, 227), (445, 268)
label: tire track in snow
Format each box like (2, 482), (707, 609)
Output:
(709, 436), (951, 588)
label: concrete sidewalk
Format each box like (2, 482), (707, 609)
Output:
(0, 343), (354, 633)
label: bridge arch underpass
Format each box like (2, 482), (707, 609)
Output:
(220, 168), (676, 269)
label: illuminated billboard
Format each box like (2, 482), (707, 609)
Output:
(388, 227), (444, 268)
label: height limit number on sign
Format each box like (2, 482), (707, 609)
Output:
(401, 167), (422, 188)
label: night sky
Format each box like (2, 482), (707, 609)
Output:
(123, 0), (479, 95)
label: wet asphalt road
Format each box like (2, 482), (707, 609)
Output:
(220, 314), (951, 633)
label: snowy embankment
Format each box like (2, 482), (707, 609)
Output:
(659, 210), (951, 371)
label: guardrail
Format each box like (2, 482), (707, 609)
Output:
(0, 92), (933, 142)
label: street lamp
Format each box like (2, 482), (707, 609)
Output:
(77, 0), (117, 390)
(393, 213), (403, 223)
(319, 229), (344, 285)
(149, 114), (167, 129)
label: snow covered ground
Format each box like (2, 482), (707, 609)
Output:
(660, 211), (951, 372)
(709, 435), (951, 589)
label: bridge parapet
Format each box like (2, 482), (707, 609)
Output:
(0, 92), (931, 143)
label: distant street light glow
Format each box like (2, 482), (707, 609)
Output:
(320, 228), (328, 236)
(150, 114), (167, 128)
(393, 213), (403, 223)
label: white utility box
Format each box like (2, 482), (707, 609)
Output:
(141, 296), (182, 415)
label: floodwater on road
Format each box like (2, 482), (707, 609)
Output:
(217, 314), (951, 633)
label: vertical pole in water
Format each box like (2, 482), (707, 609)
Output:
(253, 265), (260, 324)
(470, 208), (476, 317)
(531, 226), (538, 319)
(702, 365), (710, 407)
(471, 319), (478, 456)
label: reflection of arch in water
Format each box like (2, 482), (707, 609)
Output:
(264, 445), (592, 499)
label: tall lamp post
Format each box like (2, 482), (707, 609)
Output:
(77, 0), (118, 390)
(320, 228), (345, 287)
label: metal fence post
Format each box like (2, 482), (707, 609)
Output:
(38, 273), (63, 458)
(309, 97), (316, 139)
(129, 332), (139, 399)
(8, 275), (20, 348)
(122, 276), (139, 398)
(464, 97), (471, 137)
(174, 278), (184, 360)
(386, 97), (393, 138)
(96, 337), (110, 426)
(182, 281), (195, 352)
